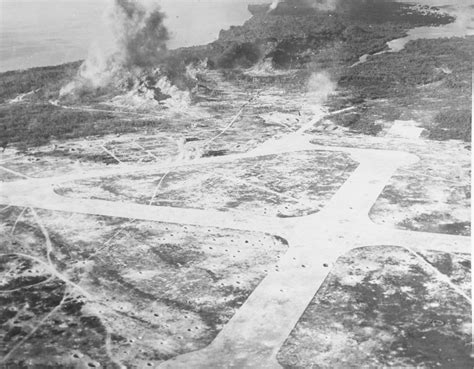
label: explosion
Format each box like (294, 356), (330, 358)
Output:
(269, 0), (281, 11)
(306, 71), (336, 104)
(60, 0), (171, 99)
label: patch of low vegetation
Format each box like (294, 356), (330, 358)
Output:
(277, 246), (473, 368)
(331, 110), (383, 135)
(429, 109), (472, 142)
(0, 103), (162, 148)
(333, 37), (473, 140)
(0, 62), (80, 104)
(214, 1), (452, 70)
(340, 37), (472, 97)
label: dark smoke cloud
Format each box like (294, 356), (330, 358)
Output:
(61, 0), (169, 96)
(114, 0), (169, 68)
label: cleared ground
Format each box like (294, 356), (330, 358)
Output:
(55, 151), (357, 217)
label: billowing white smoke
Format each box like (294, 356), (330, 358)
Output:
(269, 0), (281, 11)
(245, 59), (292, 77)
(60, 0), (170, 97)
(108, 69), (191, 111)
(297, 71), (337, 124)
(306, 71), (336, 104)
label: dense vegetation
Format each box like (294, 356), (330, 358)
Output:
(0, 62), (80, 104)
(212, 1), (452, 69)
(0, 1), (470, 148)
(0, 103), (165, 150)
(333, 37), (473, 140)
(430, 109), (472, 141)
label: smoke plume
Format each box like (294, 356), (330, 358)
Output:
(269, 0), (281, 11)
(113, 0), (168, 68)
(306, 71), (336, 104)
(61, 0), (169, 96)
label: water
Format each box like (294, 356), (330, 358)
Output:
(0, 0), (261, 73)
(386, 2), (474, 52)
(351, 0), (474, 67)
(162, 0), (255, 49)
(0, 1), (105, 72)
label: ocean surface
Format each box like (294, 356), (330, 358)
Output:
(0, 0), (261, 72)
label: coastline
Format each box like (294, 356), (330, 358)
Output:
(0, 0), (257, 74)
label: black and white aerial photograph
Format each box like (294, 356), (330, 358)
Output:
(0, 0), (472, 367)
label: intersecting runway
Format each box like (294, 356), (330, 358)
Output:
(0, 112), (470, 368)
